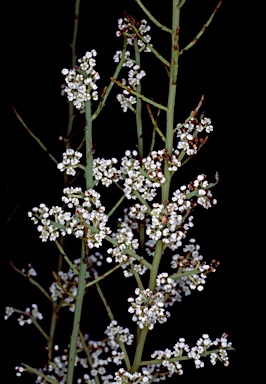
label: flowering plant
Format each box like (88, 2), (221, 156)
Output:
(6, 1), (234, 383)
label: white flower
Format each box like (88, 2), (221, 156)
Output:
(62, 50), (100, 111)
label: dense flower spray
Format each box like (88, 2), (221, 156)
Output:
(6, 1), (233, 383)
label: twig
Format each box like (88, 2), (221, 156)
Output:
(135, 0), (172, 33)
(10, 104), (58, 164)
(110, 77), (168, 111)
(180, 0), (223, 55)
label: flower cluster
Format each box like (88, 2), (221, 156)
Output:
(113, 50), (134, 68)
(146, 202), (188, 250)
(120, 150), (163, 200)
(210, 334), (232, 366)
(128, 288), (170, 330)
(128, 203), (148, 221)
(50, 254), (103, 312)
(148, 334), (233, 380)
(172, 173), (217, 210)
(104, 320), (134, 348)
(18, 304), (43, 326)
(106, 209), (148, 277)
(153, 239), (218, 306)
(151, 347), (184, 378)
(93, 157), (120, 187)
(116, 63), (147, 111)
(175, 116), (213, 156)
(116, 80), (137, 112)
(17, 326), (132, 383)
(107, 221), (139, 264)
(21, 263), (37, 277)
(114, 368), (151, 383)
(5, 304), (43, 326)
(28, 188), (111, 248)
(115, 17), (151, 112)
(57, 148), (82, 176)
(116, 17), (152, 51)
(62, 50), (100, 111)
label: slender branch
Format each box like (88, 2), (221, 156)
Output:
(10, 104), (58, 164)
(180, 0), (223, 55)
(54, 240), (79, 275)
(130, 327), (149, 373)
(92, 36), (128, 120)
(107, 193), (126, 218)
(146, 104), (165, 143)
(173, 94), (204, 133)
(140, 346), (235, 366)
(131, 268), (144, 290)
(86, 262), (125, 288)
(134, 37), (144, 158)
(135, 0), (172, 33)
(8, 260), (52, 302)
(12, 309), (49, 341)
(133, 190), (152, 214)
(149, 240), (163, 292)
(111, 77), (168, 111)
(47, 305), (59, 362)
(103, 233), (152, 269)
(96, 282), (115, 321)
(22, 364), (59, 384)
(78, 330), (101, 384)
(125, 13), (170, 68)
(66, 241), (88, 384)
(96, 283), (131, 371)
(70, 0), (81, 67)
(169, 268), (205, 281)
(49, 221), (153, 270)
(85, 100), (94, 188)
(66, 92), (94, 383)
(162, 0), (180, 203)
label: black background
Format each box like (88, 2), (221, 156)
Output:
(1, 0), (265, 383)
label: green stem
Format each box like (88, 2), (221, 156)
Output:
(130, 326), (149, 373)
(85, 100), (93, 188)
(134, 38), (144, 159)
(131, 268), (144, 290)
(139, 221), (145, 252)
(162, 0), (180, 203)
(146, 104), (165, 143)
(47, 304), (58, 362)
(107, 193), (126, 217)
(66, 241), (88, 384)
(148, 240), (163, 292)
(70, 0), (81, 67)
(66, 91), (94, 384)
